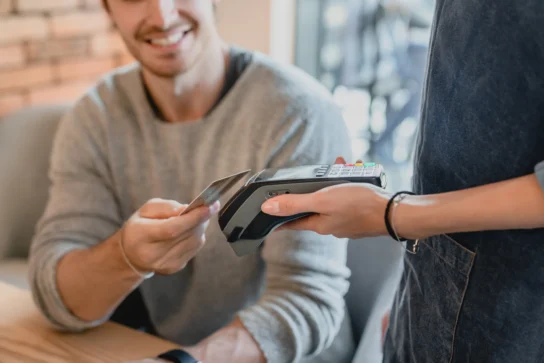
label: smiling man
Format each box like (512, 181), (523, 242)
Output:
(27, 1), (355, 363)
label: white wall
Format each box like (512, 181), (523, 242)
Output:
(216, 0), (295, 64)
(217, 0), (272, 55)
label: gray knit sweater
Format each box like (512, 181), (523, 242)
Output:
(28, 52), (354, 363)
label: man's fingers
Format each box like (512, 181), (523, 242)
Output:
(140, 198), (185, 219)
(171, 222), (208, 248)
(166, 206), (214, 238)
(261, 193), (317, 216)
(145, 203), (217, 241)
(157, 230), (206, 271)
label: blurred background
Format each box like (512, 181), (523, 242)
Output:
(0, 1), (434, 361)
(294, 0), (434, 191)
(0, 0), (434, 189)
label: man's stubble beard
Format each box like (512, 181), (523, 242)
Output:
(124, 31), (217, 80)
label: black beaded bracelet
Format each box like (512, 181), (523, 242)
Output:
(384, 191), (415, 242)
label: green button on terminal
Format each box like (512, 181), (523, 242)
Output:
(364, 162), (376, 167)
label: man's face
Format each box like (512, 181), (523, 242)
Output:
(105, 0), (219, 78)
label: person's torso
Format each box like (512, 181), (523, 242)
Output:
(386, 2), (544, 362)
(111, 70), (284, 344)
(414, 0), (544, 251)
(88, 50), (352, 347)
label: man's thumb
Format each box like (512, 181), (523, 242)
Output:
(261, 194), (313, 216)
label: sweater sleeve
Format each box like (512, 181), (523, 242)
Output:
(28, 100), (122, 331)
(237, 97), (353, 363)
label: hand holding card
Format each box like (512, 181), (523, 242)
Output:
(180, 169), (252, 216)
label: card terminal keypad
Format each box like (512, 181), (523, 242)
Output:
(316, 163), (378, 178)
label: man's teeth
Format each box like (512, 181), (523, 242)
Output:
(150, 32), (185, 46)
(180, 25), (192, 33)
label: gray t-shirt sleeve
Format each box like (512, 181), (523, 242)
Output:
(28, 102), (122, 331)
(238, 100), (353, 363)
(535, 161), (544, 191)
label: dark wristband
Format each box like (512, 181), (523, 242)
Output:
(384, 191), (415, 241)
(157, 349), (201, 363)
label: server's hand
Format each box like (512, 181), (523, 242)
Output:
(261, 157), (390, 239)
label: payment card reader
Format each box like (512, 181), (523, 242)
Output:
(218, 163), (386, 256)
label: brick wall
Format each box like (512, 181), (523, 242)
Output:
(0, 0), (134, 117)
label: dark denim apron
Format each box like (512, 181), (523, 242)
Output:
(383, 1), (544, 362)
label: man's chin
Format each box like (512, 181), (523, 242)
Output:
(140, 61), (189, 79)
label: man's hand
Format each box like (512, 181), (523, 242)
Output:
(191, 318), (266, 363)
(54, 198), (219, 323)
(122, 318), (264, 363)
(121, 198), (220, 275)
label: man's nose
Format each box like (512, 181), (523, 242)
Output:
(147, 0), (180, 30)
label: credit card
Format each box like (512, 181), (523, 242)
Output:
(180, 169), (252, 215)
